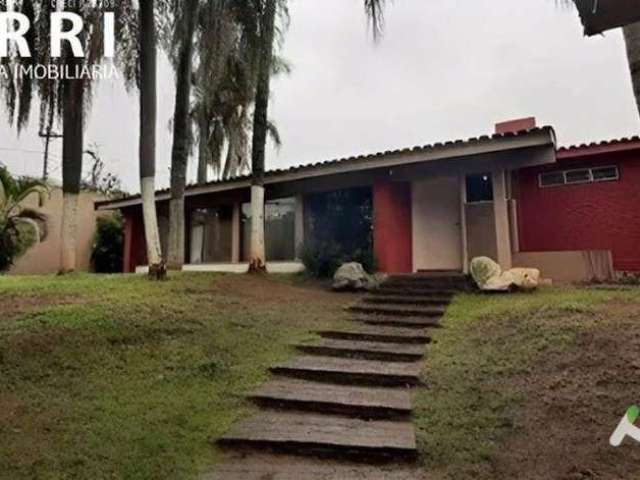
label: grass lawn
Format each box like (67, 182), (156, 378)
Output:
(416, 285), (640, 479)
(3, 274), (640, 480)
(0, 273), (353, 480)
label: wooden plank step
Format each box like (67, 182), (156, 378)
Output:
(363, 295), (451, 306)
(206, 453), (421, 479)
(295, 338), (424, 362)
(271, 355), (423, 387)
(352, 315), (441, 329)
(349, 304), (445, 317)
(317, 325), (431, 344)
(372, 287), (457, 297)
(219, 411), (416, 459)
(249, 378), (412, 418)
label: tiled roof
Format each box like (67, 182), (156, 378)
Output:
(96, 126), (554, 209)
(558, 136), (640, 154)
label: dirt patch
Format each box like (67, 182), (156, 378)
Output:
(205, 274), (358, 306)
(490, 302), (640, 479)
(0, 294), (79, 322)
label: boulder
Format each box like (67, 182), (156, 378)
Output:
(470, 257), (540, 292)
(332, 262), (383, 291)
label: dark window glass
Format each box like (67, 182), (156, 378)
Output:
(565, 169), (591, 184)
(539, 171), (565, 187)
(592, 166), (619, 182)
(241, 198), (296, 262)
(189, 207), (233, 264)
(466, 174), (493, 203)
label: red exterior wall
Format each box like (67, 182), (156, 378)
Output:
(122, 208), (147, 273)
(518, 150), (640, 271)
(373, 181), (413, 273)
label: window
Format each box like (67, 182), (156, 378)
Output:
(241, 197), (296, 262)
(466, 173), (493, 203)
(592, 166), (619, 182)
(539, 171), (564, 187)
(538, 166), (619, 188)
(189, 207), (233, 264)
(564, 169), (591, 185)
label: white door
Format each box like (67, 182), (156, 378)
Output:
(412, 175), (463, 271)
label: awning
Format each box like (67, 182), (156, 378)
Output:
(574, 0), (640, 36)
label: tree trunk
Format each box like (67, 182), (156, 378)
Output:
(59, 55), (84, 273)
(249, 0), (277, 273)
(197, 113), (209, 184)
(623, 22), (640, 121)
(167, 0), (199, 270)
(139, 0), (165, 279)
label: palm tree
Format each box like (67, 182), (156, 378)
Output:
(1, 1), (135, 273)
(247, 0), (387, 272)
(166, 0), (201, 269)
(0, 166), (49, 273)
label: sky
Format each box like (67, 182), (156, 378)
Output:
(1, 0), (639, 194)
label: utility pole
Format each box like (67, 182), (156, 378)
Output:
(39, 108), (62, 180)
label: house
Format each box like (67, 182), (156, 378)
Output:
(96, 118), (639, 282)
(11, 187), (107, 275)
(572, 0), (640, 36)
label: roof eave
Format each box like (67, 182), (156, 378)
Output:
(96, 126), (556, 211)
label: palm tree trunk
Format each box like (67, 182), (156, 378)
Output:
(168, 0), (199, 270)
(139, 0), (165, 278)
(249, 0), (277, 273)
(197, 113), (209, 184)
(60, 74), (83, 274)
(623, 22), (640, 120)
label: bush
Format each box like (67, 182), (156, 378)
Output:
(302, 187), (376, 278)
(300, 240), (343, 278)
(300, 240), (376, 279)
(92, 215), (124, 273)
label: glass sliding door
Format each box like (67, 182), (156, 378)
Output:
(241, 197), (296, 262)
(189, 206), (233, 264)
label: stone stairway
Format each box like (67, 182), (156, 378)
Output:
(210, 273), (469, 479)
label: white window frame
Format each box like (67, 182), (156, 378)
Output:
(538, 165), (619, 188)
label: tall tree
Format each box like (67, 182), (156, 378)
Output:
(0, 1), (129, 273)
(167, 0), (200, 269)
(247, 0), (387, 272)
(248, 0), (277, 272)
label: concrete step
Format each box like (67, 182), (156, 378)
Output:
(249, 378), (412, 419)
(371, 287), (458, 297)
(352, 315), (441, 329)
(362, 295), (451, 307)
(271, 355), (423, 387)
(349, 304), (446, 318)
(295, 338), (425, 362)
(206, 453), (421, 480)
(317, 325), (431, 344)
(384, 274), (471, 290)
(219, 411), (416, 459)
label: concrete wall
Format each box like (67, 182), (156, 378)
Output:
(513, 250), (614, 283)
(465, 202), (497, 261)
(10, 188), (107, 275)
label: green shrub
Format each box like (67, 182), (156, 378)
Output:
(299, 240), (343, 278)
(92, 215), (124, 273)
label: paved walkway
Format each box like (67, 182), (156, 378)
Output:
(208, 274), (468, 479)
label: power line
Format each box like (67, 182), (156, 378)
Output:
(0, 147), (61, 159)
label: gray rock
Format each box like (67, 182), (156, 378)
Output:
(332, 262), (383, 291)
